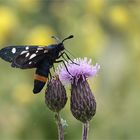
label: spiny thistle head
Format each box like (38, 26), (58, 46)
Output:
(45, 75), (67, 112)
(58, 57), (100, 123)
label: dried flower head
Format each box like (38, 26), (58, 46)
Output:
(45, 75), (67, 112)
(58, 57), (100, 123)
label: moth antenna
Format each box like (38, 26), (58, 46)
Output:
(51, 36), (61, 44)
(62, 35), (74, 43)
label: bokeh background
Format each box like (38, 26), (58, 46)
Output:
(0, 0), (140, 140)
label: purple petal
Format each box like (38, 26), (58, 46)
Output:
(57, 57), (100, 84)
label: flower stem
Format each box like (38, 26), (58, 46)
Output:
(82, 122), (89, 140)
(55, 112), (64, 140)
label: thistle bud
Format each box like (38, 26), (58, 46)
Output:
(71, 77), (96, 123)
(45, 75), (67, 112)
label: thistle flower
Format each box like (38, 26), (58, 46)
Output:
(58, 57), (100, 85)
(58, 57), (100, 123)
(45, 75), (67, 112)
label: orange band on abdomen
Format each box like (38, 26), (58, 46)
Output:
(35, 74), (48, 83)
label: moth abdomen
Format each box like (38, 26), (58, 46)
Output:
(33, 74), (48, 94)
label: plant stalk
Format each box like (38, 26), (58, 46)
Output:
(55, 112), (64, 140)
(82, 122), (89, 140)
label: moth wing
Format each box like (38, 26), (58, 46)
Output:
(0, 46), (39, 63)
(12, 47), (49, 69)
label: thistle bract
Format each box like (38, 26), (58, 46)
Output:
(58, 57), (100, 123)
(45, 75), (67, 112)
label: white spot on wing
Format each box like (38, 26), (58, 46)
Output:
(12, 48), (16, 54)
(29, 54), (36, 59)
(21, 51), (28, 55)
(44, 50), (48, 53)
(36, 50), (38, 53)
(26, 46), (29, 50)
(26, 53), (29, 57)
(37, 47), (43, 50)
(29, 61), (32, 64)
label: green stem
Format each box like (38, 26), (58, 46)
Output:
(55, 112), (64, 140)
(82, 122), (89, 140)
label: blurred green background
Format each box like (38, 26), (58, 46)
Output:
(0, 0), (140, 140)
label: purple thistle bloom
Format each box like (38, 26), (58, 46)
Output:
(57, 57), (100, 123)
(58, 57), (100, 84)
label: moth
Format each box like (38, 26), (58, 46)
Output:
(0, 35), (74, 94)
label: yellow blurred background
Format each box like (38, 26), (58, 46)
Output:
(0, 0), (140, 139)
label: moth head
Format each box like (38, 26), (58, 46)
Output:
(51, 35), (74, 51)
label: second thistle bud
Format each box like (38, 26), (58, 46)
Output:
(45, 75), (67, 112)
(71, 77), (96, 123)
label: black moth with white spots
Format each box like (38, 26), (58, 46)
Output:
(0, 35), (74, 94)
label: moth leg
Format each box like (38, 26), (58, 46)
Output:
(57, 52), (65, 59)
(63, 52), (79, 65)
(57, 52), (69, 64)
(58, 52), (75, 64)
(54, 60), (73, 77)
(61, 55), (69, 63)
